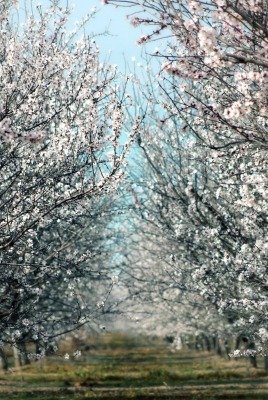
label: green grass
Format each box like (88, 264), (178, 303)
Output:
(1, 333), (268, 399)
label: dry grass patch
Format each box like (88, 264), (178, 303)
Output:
(1, 334), (268, 399)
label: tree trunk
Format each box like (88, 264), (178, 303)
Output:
(0, 348), (8, 371)
(20, 343), (30, 365)
(224, 339), (231, 358)
(233, 335), (242, 361)
(247, 341), (257, 368)
(195, 335), (202, 351)
(235, 335), (241, 350)
(13, 346), (21, 369)
(213, 336), (223, 357)
(264, 356), (268, 370)
(203, 335), (211, 352)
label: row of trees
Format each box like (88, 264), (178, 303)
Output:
(0, 0), (139, 367)
(107, 0), (268, 363)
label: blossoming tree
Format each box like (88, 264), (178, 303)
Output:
(0, 0), (137, 359)
(107, 0), (268, 357)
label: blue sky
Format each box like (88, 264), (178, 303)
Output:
(19, 0), (161, 73)
(65, 1), (152, 71)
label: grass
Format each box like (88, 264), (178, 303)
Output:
(1, 333), (268, 399)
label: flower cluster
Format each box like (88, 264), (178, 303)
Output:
(198, 26), (217, 54)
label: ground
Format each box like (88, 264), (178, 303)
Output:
(0, 334), (268, 399)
